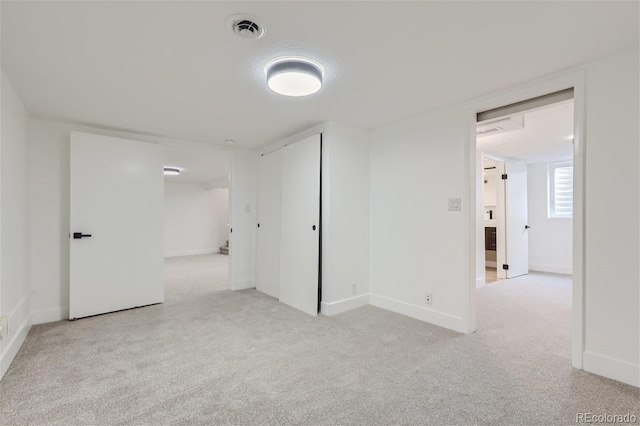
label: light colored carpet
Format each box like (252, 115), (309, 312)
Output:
(0, 265), (638, 425)
(163, 254), (229, 302)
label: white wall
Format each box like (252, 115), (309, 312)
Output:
(320, 122), (370, 315)
(527, 162), (572, 274)
(28, 119), (71, 324)
(582, 49), (639, 386)
(164, 183), (228, 257)
(369, 105), (470, 333)
(370, 48), (639, 386)
(1, 70), (32, 379)
(212, 188), (230, 247)
(28, 118), (245, 324)
(229, 151), (257, 290)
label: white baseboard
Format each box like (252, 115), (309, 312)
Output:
(1, 292), (33, 380)
(165, 248), (219, 258)
(369, 293), (466, 333)
(583, 351), (639, 388)
(321, 294), (369, 316)
(232, 279), (254, 291)
(529, 263), (572, 275)
(476, 277), (486, 288)
(33, 306), (69, 325)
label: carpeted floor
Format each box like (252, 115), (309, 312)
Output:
(163, 254), (230, 302)
(0, 258), (637, 425)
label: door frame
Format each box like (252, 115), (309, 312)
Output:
(466, 70), (586, 370)
(160, 139), (234, 291)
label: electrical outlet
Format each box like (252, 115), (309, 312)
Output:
(425, 293), (433, 305)
(0, 317), (8, 339)
(352, 283), (358, 294)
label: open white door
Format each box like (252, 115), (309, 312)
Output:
(279, 134), (321, 316)
(70, 132), (164, 319)
(503, 161), (529, 278)
(255, 150), (282, 299)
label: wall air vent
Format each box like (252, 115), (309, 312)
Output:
(476, 115), (524, 138)
(226, 15), (266, 39)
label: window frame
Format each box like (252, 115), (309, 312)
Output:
(548, 161), (574, 219)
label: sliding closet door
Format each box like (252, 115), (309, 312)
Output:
(279, 134), (321, 316)
(255, 150), (282, 298)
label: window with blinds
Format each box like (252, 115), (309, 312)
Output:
(548, 162), (573, 218)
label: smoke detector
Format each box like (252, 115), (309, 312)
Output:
(226, 15), (265, 39)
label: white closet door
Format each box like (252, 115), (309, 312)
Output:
(279, 134), (321, 316)
(256, 150), (282, 298)
(70, 132), (164, 319)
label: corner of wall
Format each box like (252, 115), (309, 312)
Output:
(0, 293), (32, 380)
(229, 151), (258, 291)
(1, 69), (33, 380)
(320, 294), (369, 316)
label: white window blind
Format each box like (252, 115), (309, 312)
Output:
(548, 162), (573, 218)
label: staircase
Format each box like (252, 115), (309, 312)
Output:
(219, 240), (229, 255)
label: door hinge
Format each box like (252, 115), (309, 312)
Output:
(502, 264), (509, 270)
(501, 174), (508, 180)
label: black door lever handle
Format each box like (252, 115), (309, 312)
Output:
(73, 232), (92, 239)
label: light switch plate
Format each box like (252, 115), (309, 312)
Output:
(448, 198), (461, 211)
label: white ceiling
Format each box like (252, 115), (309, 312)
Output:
(478, 100), (574, 164)
(163, 148), (229, 187)
(2, 2), (638, 150)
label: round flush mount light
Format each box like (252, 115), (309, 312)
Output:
(163, 167), (182, 176)
(265, 57), (324, 97)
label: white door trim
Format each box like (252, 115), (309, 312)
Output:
(466, 70), (586, 370)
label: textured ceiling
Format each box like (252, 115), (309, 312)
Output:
(1, 1), (638, 150)
(163, 147), (230, 187)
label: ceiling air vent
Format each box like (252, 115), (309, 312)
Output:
(477, 127), (503, 136)
(226, 15), (265, 39)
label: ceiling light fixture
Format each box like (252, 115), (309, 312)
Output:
(265, 57), (324, 97)
(164, 167), (182, 176)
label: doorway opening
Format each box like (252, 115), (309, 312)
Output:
(474, 92), (576, 355)
(476, 93), (574, 285)
(163, 148), (231, 303)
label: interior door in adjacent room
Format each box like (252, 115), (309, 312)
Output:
(70, 132), (164, 319)
(255, 149), (282, 299)
(501, 161), (529, 278)
(279, 134), (321, 316)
